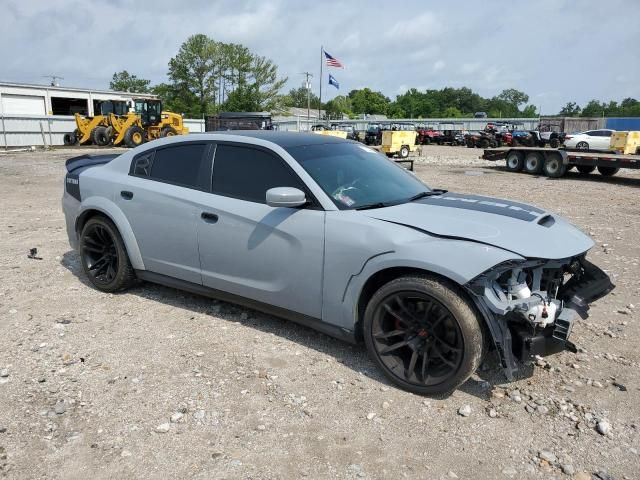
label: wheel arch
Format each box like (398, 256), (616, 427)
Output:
(75, 198), (145, 270)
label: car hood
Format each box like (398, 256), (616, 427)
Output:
(362, 193), (594, 259)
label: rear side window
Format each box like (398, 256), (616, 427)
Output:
(212, 144), (304, 204)
(130, 143), (210, 190)
(133, 151), (153, 176)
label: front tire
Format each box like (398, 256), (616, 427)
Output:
(364, 275), (484, 396)
(80, 216), (136, 292)
(124, 126), (145, 148)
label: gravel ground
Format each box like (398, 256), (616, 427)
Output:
(0, 145), (639, 479)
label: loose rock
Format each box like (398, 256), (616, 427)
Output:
(596, 420), (611, 435)
(538, 450), (557, 463)
(458, 405), (471, 417)
(156, 423), (170, 433)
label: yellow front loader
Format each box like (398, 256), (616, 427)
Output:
(107, 99), (188, 148)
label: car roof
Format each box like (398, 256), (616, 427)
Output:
(196, 130), (347, 147)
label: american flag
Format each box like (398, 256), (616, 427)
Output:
(324, 51), (344, 68)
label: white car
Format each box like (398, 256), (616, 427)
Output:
(564, 129), (615, 151)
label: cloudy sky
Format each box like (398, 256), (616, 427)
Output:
(2, 0), (638, 113)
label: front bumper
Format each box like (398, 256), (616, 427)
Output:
(467, 257), (614, 379)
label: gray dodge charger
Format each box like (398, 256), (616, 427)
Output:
(62, 132), (613, 395)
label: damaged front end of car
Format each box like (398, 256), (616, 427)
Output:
(465, 256), (614, 380)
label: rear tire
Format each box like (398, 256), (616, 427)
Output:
(576, 165), (596, 174)
(549, 137), (560, 148)
(363, 275), (484, 396)
(124, 126), (145, 148)
(524, 152), (544, 174)
(576, 141), (589, 150)
(543, 152), (567, 178)
(597, 166), (619, 177)
(505, 151), (524, 172)
(79, 215), (136, 293)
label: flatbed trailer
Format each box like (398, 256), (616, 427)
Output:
(482, 147), (640, 178)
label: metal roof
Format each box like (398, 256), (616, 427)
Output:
(0, 80), (157, 98)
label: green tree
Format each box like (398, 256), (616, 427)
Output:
(348, 88), (390, 115)
(110, 70), (151, 93)
(324, 95), (353, 118)
(497, 89), (529, 109)
(168, 34), (220, 117)
(558, 102), (581, 116)
(580, 100), (606, 117)
(282, 86), (320, 109)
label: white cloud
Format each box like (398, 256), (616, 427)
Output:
(1, 0), (639, 112)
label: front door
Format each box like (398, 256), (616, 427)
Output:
(196, 143), (325, 318)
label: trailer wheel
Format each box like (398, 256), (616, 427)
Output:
(505, 151), (524, 172)
(399, 145), (410, 158)
(524, 152), (544, 174)
(576, 165), (596, 174)
(597, 166), (619, 177)
(543, 153), (566, 178)
(549, 138), (560, 148)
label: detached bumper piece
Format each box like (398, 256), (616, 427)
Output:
(510, 311), (578, 363)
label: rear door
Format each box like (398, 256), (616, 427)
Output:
(116, 142), (212, 284)
(196, 143), (325, 318)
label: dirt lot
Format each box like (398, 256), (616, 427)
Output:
(0, 145), (639, 480)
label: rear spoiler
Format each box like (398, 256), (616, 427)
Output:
(65, 153), (120, 173)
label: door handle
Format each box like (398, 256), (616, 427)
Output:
(120, 191), (134, 200)
(201, 212), (218, 223)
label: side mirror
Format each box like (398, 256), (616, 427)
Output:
(266, 187), (307, 208)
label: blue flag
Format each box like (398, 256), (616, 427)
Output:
(328, 74), (339, 90)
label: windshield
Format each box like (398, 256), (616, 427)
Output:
(287, 142), (430, 210)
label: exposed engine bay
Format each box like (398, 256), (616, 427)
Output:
(466, 256), (614, 379)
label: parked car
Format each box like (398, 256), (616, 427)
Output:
(63, 132), (613, 395)
(564, 129), (616, 151)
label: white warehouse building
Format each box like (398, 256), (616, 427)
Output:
(0, 81), (157, 117)
(0, 81), (204, 147)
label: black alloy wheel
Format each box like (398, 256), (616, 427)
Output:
(80, 216), (136, 292)
(370, 293), (463, 386)
(81, 222), (119, 285)
(364, 276), (483, 395)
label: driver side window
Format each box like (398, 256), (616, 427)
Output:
(211, 144), (307, 204)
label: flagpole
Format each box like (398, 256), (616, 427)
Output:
(319, 45), (323, 125)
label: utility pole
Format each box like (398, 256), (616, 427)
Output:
(300, 72), (313, 131)
(42, 75), (64, 87)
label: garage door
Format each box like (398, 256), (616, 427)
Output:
(1, 94), (46, 115)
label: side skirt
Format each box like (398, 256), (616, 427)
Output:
(135, 270), (357, 344)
